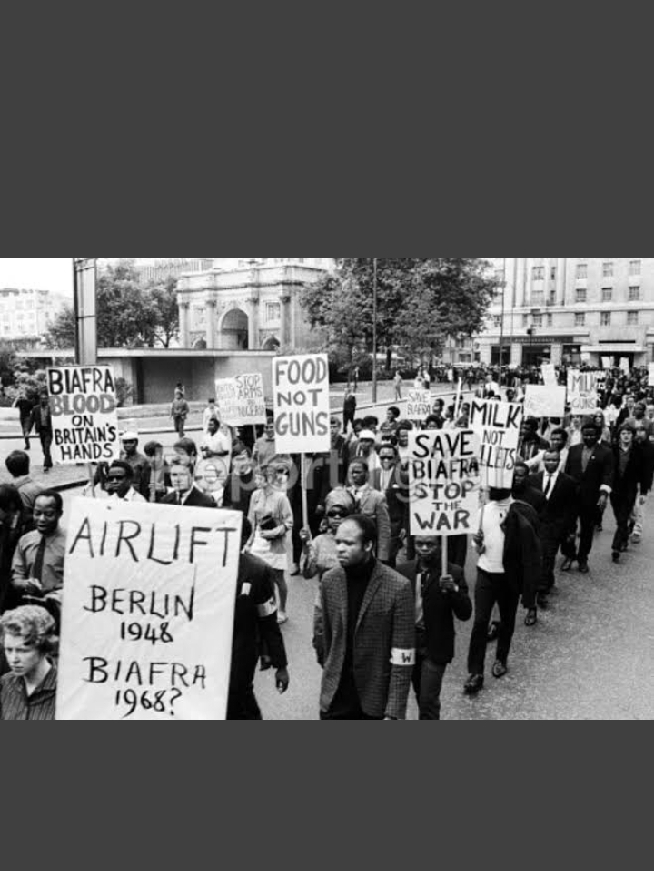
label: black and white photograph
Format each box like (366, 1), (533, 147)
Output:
(0, 257), (651, 720)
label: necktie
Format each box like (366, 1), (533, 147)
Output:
(544, 477), (552, 498)
(33, 535), (47, 583)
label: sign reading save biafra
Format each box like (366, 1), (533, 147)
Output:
(47, 366), (120, 465)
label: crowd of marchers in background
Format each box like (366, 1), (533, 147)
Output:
(1, 365), (653, 720)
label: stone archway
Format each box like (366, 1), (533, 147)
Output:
(221, 308), (249, 350)
(262, 335), (280, 351)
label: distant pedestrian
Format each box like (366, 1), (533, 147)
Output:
(171, 389), (190, 438)
(30, 393), (53, 472)
(352, 366), (360, 391)
(394, 371), (403, 401)
(13, 389), (34, 451)
(342, 386), (357, 434)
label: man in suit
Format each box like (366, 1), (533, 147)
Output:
(31, 393), (54, 472)
(161, 461), (217, 508)
(314, 515), (415, 720)
(528, 450), (577, 613)
(371, 445), (410, 568)
(610, 425), (650, 563)
(564, 423), (614, 574)
(397, 536), (472, 720)
(346, 460), (392, 563)
(512, 461), (547, 518)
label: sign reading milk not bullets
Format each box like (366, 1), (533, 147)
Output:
(272, 354), (331, 454)
(469, 399), (523, 489)
(56, 498), (242, 721)
(47, 365), (120, 465)
(409, 428), (481, 536)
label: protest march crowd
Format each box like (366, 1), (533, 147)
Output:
(1, 358), (653, 720)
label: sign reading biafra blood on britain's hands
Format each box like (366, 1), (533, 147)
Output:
(409, 429), (481, 536)
(469, 399), (523, 489)
(56, 498), (242, 721)
(272, 354), (331, 454)
(47, 366), (120, 464)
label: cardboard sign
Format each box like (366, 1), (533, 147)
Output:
(524, 386), (567, 418)
(56, 499), (242, 721)
(469, 400), (522, 489)
(602, 357), (612, 370)
(648, 363), (654, 386)
(409, 429), (481, 536)
(215, 373), (267, 426)
(568, 370), (600, 413)
(273, 354), (331, 453)
(47, 366), (119, 465)
(541, 364), (557, 388)
(620, 357), (630, 374)
(407, 389), (432, 421)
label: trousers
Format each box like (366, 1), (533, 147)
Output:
(468, 569), (519, 675)
(412, 650), (447, 720)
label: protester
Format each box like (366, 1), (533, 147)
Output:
(247, 465), (294, 625)
(0, 605), (57, 721)
(314, 515), (415, 720)
(631, 423), (654, 544)
(0, 485), (27, 615)
(161, 460), (216, 507)
(352, 429), (381, 473)
(511, 461), (547, 517)
(346, 460), (392, 564)
(171, 388), (190, 437)
(398, 536), (471, 720)
(13, 388), (34, 451)
(253, 418), (278, 469)
(4, 450), (43, 529)
(120, 432), (151, 499)
(201, 417), (233, 469)
(202, 398), (220, 433)
(371, 445), (410, 569)
(11, 491), (66, 630)
(31, 393), (54, 472)
(195, 459), (228, 505)
(228, 518), (289, 720)
(172, 437), (199, 467)
(609, 425), (649, 563)
(104, 460), (147, 503)
(564, 423), (614, 573)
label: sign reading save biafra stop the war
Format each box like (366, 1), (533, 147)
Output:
(47, 366), (120, 464)
(409, 429), (481, 536)
(56, 498), (242, 721)
(272, 354), (331, 453)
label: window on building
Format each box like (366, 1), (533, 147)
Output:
(265, 302), (281, 322)
(629, 286), (640, 301)
(629, 260), (641, 277)
(576, 288), (587, 303)
(546, 313), (553, 327)
(492, 316), (501, 329)
(531, 291), (544, 306)
(576, 263), (588, 279)
(575, 313), (586, 327)
(532, 266), (544, 280)
(549, 289), (557, 305)
(601, 312), (611, 326)
(532, 314), (543, 327)
(602, 288), (612, 302)
(550, 266), (557, 280)
(522, 314), (529, 327)
(602, 262), (614, 279)
(627, 311), (639, 326)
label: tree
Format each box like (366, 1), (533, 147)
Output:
(45, 260), (179, 350)
(299, 258), (497, 372)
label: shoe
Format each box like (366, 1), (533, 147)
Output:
(561, 558), (574, 572)
(487, 621), (500, 643)
(619, 543), (628, 553)
(536, 593), (549, 609)
(631, 533), (642, 545)
(525, 608), (538, 627)
(277, 612), (288, 625)
(463, 674), (484, 695)
(492, 661), (508, 679)
(578, 559), (589, 574)
(612, 551), (620, 564)
(290, 564), (301, 576)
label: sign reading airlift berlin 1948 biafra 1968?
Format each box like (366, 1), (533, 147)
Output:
(408, 429), (481, 536)
(47, 366), (120, 465)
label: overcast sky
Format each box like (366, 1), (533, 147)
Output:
(0, 258), (74, 296)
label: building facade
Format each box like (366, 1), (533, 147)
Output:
(479, 258), (654, 368)
(0, 288), (66, 341)
(176, 259), (334, 351)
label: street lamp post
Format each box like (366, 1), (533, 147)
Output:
(372, 257), (378, 404)
(73, 258), (97, 366)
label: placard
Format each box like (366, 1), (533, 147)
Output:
(56, 498), (242, 721)
(214, 373), (267, 426)
(541, 364), (557, 388)
(648, 363), (654, 386)
(47, 366), (119, 464)
(469, 399), (522, 489)
(524, 385), (567, 418)
(409, 429), (481, 535)
(567, 370), (600, 413)
(272, 354), (331, 453)
(602, 357), (612, 370)
(619, 357), (630, 374)
(407, 389), (432, 421)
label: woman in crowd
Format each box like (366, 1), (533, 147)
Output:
(0, 605), (57, 721)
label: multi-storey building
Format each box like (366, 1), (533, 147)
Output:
(0, 288), (66, 341)
(176, 259), (334, 350)
(479, 258), (654, 368)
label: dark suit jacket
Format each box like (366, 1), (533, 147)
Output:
(565, 443), (615, 507)
(397, 561), (471, 665)
(31, 405), (53, 436)
(161, 487), (217, 508)
(527, 471), (578, 540)
(611, 445), (650, 505)
(371, 465), (410, 532)
(317, 561), (415, 720)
